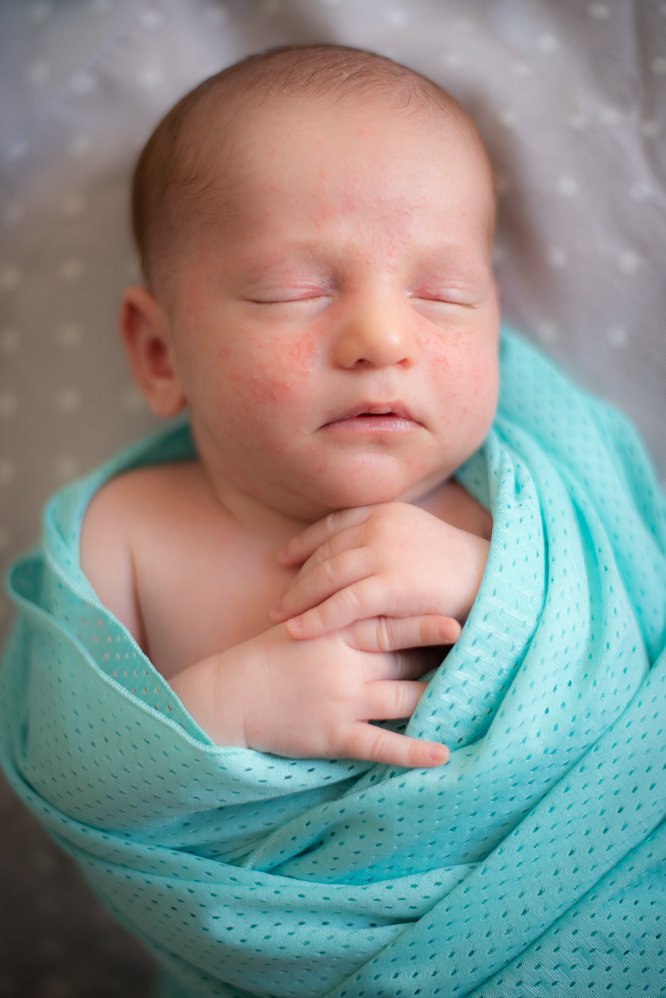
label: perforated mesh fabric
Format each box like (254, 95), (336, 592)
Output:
(1, 328), (666, 998)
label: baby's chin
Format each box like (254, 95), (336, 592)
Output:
(302, 462), (452, 513)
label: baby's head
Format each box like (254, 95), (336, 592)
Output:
(122, 45), (499, 520)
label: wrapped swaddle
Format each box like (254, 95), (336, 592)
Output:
(2, 327), (666, 998)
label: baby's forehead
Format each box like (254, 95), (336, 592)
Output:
(192, 82), (475, 153)
(152, 104), (495, 296)
(186, 90), (488, 201)
(134, 48), (495, 283)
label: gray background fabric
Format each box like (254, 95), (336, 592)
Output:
(0, 0), (665, 994)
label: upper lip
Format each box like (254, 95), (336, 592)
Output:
(323, 401), (419, 424)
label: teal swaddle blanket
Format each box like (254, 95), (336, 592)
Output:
(2, 328), (666, 998)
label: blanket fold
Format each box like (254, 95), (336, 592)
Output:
(2, 328), (666, 998)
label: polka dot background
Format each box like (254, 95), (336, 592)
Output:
(0, 0), (665, 994)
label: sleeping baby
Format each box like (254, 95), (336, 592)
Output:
(5, 42), (666, 998)
(80, 43), (496, 768)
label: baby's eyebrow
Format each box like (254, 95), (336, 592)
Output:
(227, 242), (493, 291)
(415, 246), (493, 281)
(418, 242), (488, 265)
(230, 245), (327, 279)
(235, 265), (328, 291)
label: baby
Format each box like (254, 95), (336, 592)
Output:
(80, 44), (497, 770)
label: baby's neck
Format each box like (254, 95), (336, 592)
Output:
(199, 463), (315, 541)
(196, 459), (472, 542)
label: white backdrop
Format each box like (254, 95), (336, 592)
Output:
(1, 1), (665, 994)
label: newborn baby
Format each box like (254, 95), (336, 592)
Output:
(80, 43), (498, 769)
(6, 43), (666, 998)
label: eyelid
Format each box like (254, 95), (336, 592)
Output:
(408, 290), (481, 309)
(244, 288), (333, 304)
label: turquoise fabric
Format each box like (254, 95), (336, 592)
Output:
(2, 327), (666, 998)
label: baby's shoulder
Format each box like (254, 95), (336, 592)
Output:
(83, 459), (205, 525)
(80, 459), (214, 579)
(79, 460), (212, 644)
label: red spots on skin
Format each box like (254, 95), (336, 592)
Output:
(249, 378), (280, 405)
(156, 100), (500, 522)
(215, 328), (320, 446)
(417, 326), (459, 376)
(281, 330), (317, 378)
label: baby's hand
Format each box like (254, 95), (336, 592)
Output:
(270, 502), (489, 640)
(170, 616), (452, 768)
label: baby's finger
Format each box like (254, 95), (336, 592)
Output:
(283, 575), (391, 637)
(277, 506), (375, 566)
(295, 523), (368, 581)
(362, 678), (430, 719)
(347, 615), (461, 654)
(271, 547), (376, 623)
(343, 722), (449, 769)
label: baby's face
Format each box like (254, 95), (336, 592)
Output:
(161, 98), (499, 520)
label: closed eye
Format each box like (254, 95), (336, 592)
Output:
(408, 293), (481, 310)
(248, 294), (331, 305)
(416, 297), (479, 308)
(243, 283), (333, 304)
(243, 293), (333, 320)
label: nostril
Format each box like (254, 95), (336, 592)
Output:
(333, 318), (419, 369)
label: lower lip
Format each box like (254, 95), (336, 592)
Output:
(322, 415), (421, 433)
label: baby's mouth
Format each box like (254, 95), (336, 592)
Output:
(322, 402), (421, 432)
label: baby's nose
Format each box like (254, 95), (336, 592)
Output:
(332, 304), (419, 369)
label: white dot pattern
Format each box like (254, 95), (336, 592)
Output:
(1, 329), (665, 997)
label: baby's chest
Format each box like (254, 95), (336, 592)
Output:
(133, 527), (296, 680)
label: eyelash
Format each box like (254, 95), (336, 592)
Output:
(247, 294), (330, 305)
(409, 294), (477, 309)
(244, 290), (480, 311)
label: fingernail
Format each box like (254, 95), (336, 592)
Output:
(443, 621), (462, 642)
(288, 616), (303, 631)
(429, 744), (449, 764)
(276, 546), (289, 562)
(270, 599), (283, 619)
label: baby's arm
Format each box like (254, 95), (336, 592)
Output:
(80, 477), (146, 649)
(81, 481), (452, 768)
(271, 500), (490, 639)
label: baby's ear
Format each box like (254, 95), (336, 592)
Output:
(119, 285), (186, 418)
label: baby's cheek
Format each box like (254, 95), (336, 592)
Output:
(216, 329), (318, 419)
(422, 327), (471, 378)
(426, 327), (499, 420)
(278, 330), (318, 380)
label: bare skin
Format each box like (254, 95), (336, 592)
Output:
(81, 95), (498, 768)
(82, 463), (490, 678)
